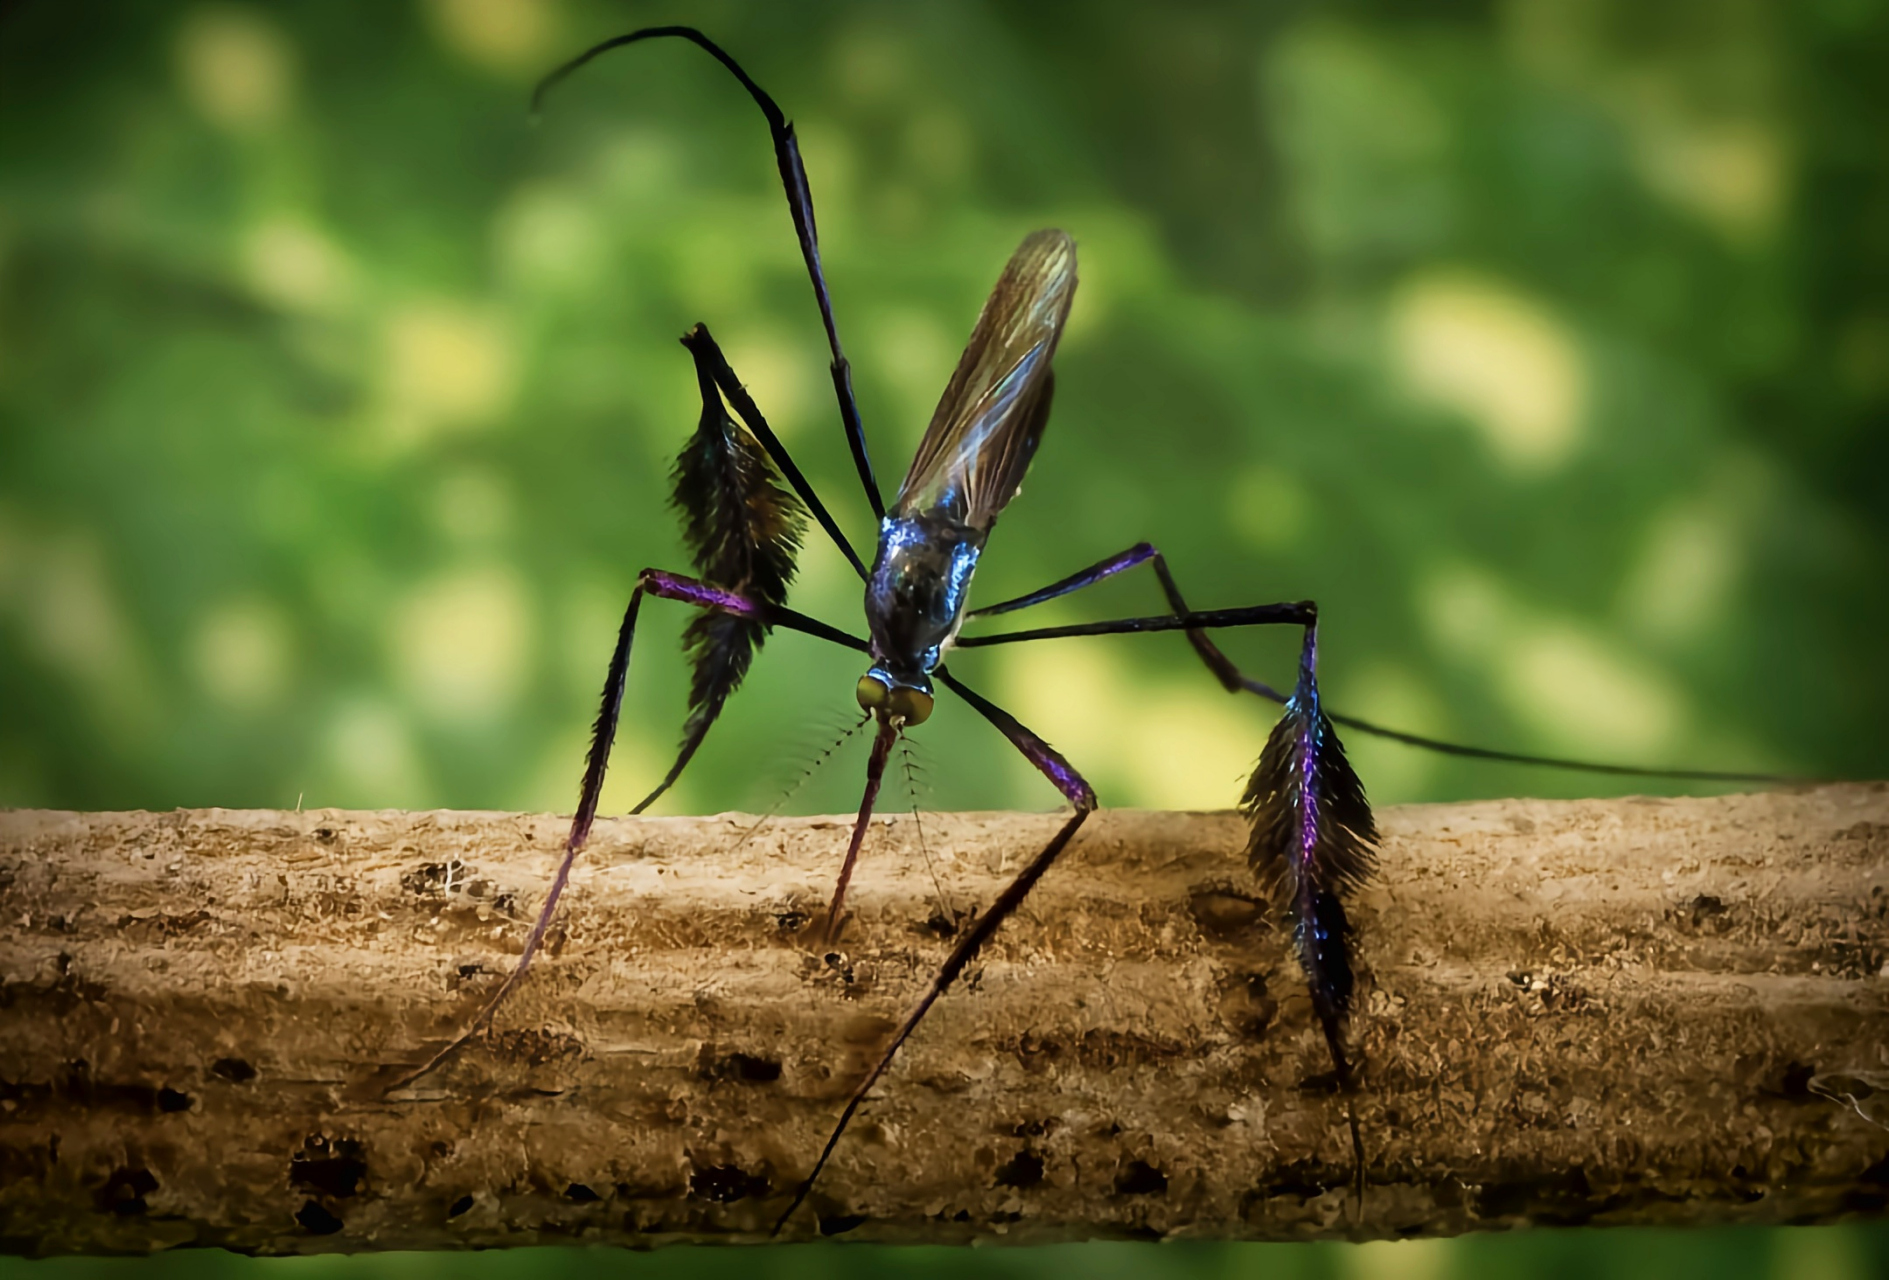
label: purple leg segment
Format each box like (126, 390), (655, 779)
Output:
(775, 669), (1095, 1232)
(392, 567), (864, 1092)
(969, 542), (1157, 618)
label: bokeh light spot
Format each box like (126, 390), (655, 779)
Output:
(1499, 624), (1685, 758)
(493, 184), (601, 292)
(871, 306), (956, 441)
(420, 0), (558, 77)
(723, 327), (817, 441)
(998, 642), (1259, 811)
(175, 6), (294, 135)
(243, 215), (357, 315)
(1345, 1236), (1453, 1280)
(430, 467), (516, 548)
(191, 597), (292, 710)
(392, 563), (535, 720)
(324, 698), (430, 806)
(1228, 463), (1308, 551)
(381, 302), (520, 446)
(1416, 561), (1515, 663)
(1338, 663), (1445, 805)
(1390, 271), (1586, 473)
(1619, 499), (1741, 646)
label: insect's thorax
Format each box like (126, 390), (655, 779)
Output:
(863, 511), (986, 689)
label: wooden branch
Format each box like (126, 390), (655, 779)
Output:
(2, 786), (1887, 1253)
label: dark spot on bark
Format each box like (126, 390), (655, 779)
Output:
(1476, 1166), (1592, 1220)
(291, 1136), (367, 1198)
(211, 1057), (256, 1083)
(1258, 1160), (1329, 1201)
(296, 1200), (344, 1234)
(402, 862), (451, 896)
(489, 1027), (583, 1067)
(2, 968), (109, 1017)
(698, 1048), (783, 1085)
(57, 1061), (176, 1113)
(1298, 1067), (1345, 1095)
(1861, 1156), (1889, 1187)
(1189, 890), (1266, 939)
(116, 909), (211, 938)
(447, 1194), (474, 1218)
(1690, 894), (1726, 918)
(314, 827), (336, 843)
(913, 910), (959, 939)
(819, 1213), (866, 1236)
(1780, 1062), (1817, 1100)
(157, 1087), (192, 1113)
(995, 1150), (1044, 1188)
(776, 910), (808, 932)
(1838, 821), (1889, 850)
(457, 963), (485, 979)
(1218, 971), (1276, 1039)
(1008, 1029), (1182, 1074)
(430, 1141), (452, 1159)
(1012, 1118), (1057, 1138)
(565, 1183), (601, 1203)
(1122, 1225), (1164, 1240)
(95, 1167), (156, 1216)
(1115, 1160), (1167, 1196)
(689, 1164), (769, 1204)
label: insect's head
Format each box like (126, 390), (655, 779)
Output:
(856, 667), (934, 726)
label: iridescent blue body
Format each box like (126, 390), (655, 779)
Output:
(862, 512), (984, 694)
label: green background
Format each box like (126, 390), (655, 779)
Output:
(2, 0), (1885, 1274)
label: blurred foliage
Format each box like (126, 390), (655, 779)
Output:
(1, 0), (1886, 1274)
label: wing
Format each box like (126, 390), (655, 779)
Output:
(891, 229), (1076, 530)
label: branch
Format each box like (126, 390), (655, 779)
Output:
(2, 786), (1886, 1254)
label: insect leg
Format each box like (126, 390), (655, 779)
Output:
(683, 323), (869, 581)
(389, 571), (865, 1090)
(959, 602), (1371, 1197)
(965, 542), (1158, 617)
(971, 558), (1789, 782)
(774, 668), (1095, 1233)
(535, 27), (885, 519)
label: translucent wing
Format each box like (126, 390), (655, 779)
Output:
(892, 229), (1076, 531)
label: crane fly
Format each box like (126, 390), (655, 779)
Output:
(390, 25), (1790, 1232)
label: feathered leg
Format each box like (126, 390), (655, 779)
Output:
(1243, 615), (1378, 1202)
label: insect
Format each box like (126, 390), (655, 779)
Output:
(392, 25), (1786, 1229)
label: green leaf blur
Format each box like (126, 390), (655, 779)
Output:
(2, 0), (1885, 1274)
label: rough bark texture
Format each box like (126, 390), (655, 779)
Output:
(2, 786), (1887, 1254)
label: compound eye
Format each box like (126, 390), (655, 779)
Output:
(856, 675), (889, 712)
(887, 686), (934, 726)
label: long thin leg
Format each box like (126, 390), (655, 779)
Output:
(390, 572), (866, 1091)
(535, 27), (886, 519)
(968, 560), (1792, 784)
(774, 668), (1096, 1233)
(684, 324), (868, 581)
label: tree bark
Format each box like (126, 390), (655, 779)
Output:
(2, 785), (1886, 1254)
